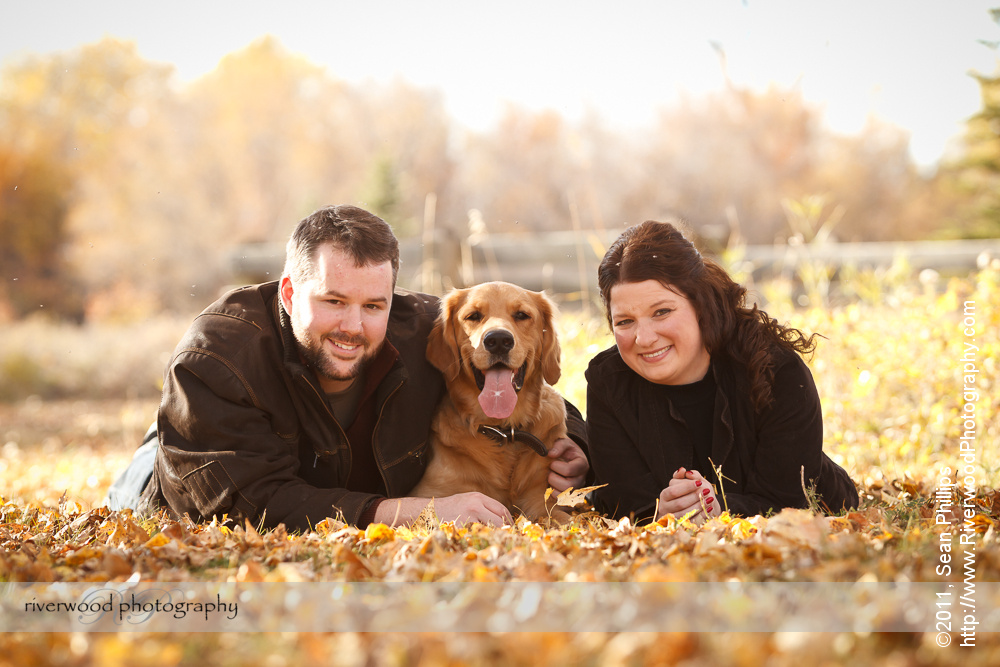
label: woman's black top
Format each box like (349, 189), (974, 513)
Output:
(655, 368), (719, 488)
(585, 344), (859, 521)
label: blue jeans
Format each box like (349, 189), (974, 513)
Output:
(105, 422), (157, 510)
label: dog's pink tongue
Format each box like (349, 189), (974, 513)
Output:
(479, 368), (518, 419)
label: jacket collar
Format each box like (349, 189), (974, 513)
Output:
(274, 287), (304, 373)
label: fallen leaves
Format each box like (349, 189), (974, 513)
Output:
(2, 479), (998, 586)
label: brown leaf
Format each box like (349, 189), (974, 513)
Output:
(409, 498), (439, 532)
(101, 549), (134, 578)
(236, 559), (266, 582)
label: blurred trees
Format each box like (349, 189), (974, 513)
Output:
(621, 86), (822, 245)
(458, 84), (949, 246)
(0, 143), (75, 319)
(0, 37), (180, 319)
(0, 36), (978, 322)
(182, 36), (356, 246)
(942, 9), (1000, 239)
(458, 107), (583, 233)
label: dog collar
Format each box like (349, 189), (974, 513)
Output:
(477, 425), (549, 457)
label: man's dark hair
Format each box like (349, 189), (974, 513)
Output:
(284, 205), (400, 287)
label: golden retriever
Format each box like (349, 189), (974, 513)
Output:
(410, 281), (569, 523)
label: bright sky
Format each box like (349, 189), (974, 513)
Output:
(3, 0), (998, 167)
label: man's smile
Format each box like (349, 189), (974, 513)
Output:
(326, 336), (365, 356)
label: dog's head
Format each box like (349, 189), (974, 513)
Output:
(427, 281), (561, 421)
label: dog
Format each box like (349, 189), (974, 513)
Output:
(410, 281), (570, 523)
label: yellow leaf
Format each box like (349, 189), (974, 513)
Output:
(364, 522), (396, 542)
(64, 546), (102, 566)
(143, 533), (170, 549)
(970, 513), (994, 534)
(521, 522), (545, 541)
(728, 517), (758, 541)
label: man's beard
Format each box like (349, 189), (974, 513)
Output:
(298, 331), (381, 385)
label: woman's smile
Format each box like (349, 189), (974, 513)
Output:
(639, 345), (671, 361)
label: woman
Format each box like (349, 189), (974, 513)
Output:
(586, 220), (858, 523)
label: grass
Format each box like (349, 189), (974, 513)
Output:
(0, 315), (187, 401)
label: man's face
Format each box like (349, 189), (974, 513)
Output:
(280, 243), (394, 393)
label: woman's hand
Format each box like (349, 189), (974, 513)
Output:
(655, 467), (720, 524)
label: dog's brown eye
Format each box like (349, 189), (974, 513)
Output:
(465, 311), (482, 322)
(513, 311), (530, 321)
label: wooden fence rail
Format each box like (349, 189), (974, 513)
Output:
(229, 233), (1000, 303)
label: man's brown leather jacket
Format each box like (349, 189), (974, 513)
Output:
(139, 282), (448, 530)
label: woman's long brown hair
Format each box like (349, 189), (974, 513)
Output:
(598, 219), (818, 412)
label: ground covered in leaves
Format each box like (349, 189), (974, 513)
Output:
(1, 482), (998, 586)
(2, 269), (999, 664)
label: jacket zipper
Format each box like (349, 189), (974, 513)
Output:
(299, 375), (352, 474)
(371, 377), (405, 496)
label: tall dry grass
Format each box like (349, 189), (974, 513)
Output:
(0, 316), (188, 402)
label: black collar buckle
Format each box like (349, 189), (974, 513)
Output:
(477, 425), (548, 457)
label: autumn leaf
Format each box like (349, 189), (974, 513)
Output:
(409, 498), (439, 532)
(520, 522), (544, 541)
(554, 484), (607, 508)
(364, 523), (396, 543)
(143, 533), (170, 549)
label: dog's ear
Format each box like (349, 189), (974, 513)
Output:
(426, 288), (468, 381)
(535, 291), (561, 385)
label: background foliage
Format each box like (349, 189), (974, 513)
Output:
(1, 34), (997, 320)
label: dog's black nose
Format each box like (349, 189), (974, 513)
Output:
(483, 329), (515, 354)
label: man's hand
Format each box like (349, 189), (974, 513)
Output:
(373, 492), (512, 527)
(546, 437), (589, 492)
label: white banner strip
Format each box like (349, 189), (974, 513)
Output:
(2, 582), (996, 633)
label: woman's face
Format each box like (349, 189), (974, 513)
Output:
(609, 280), (711, 385)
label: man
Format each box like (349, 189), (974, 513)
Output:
(109, 205), (589, 531)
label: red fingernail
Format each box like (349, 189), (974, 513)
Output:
(695, 480), (702, 487)
(702, 489), (710, 496)
(707, 497), (714, 505)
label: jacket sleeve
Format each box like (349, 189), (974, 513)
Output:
(585, 377), (663, 522)
(562, 398), (595, 485)
(723, 356), (859, 516)
(151, 351), (382, 531)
